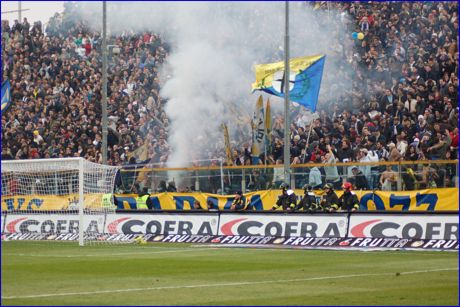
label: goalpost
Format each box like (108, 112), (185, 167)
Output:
(1, 158), (119, 246)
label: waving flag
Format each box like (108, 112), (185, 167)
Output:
(222, 123), (233, 166)
(265, 98), (272, 149)
(1, 79), (12, 112)
(252, 54), (325, 112)
(251, 95), (265, 164)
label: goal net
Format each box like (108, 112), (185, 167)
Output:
(1, 158), (119, 246)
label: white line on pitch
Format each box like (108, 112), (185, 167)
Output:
(2, 267), (457, 300)
(1, 247), (220, 258)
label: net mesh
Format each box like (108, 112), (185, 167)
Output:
(1, 158), (119, 245)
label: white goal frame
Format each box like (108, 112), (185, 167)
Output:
(1, 157), (119, 246)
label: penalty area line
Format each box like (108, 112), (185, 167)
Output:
(2, 267), (457, 300)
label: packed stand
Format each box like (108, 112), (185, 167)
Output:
(1, 9), (170, 168)
(228, 2), (458, 191)
(1, 2), (458, 193)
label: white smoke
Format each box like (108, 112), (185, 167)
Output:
(73, 2), (352, 166)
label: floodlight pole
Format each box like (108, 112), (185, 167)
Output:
(283, 1), (291, 185)
(102, 1), (108, 165)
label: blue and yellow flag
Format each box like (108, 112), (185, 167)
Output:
(1, 79), (12, 112)
(252, 54), (325, 112)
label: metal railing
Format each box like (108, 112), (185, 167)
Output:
(118, 160), (459, 194)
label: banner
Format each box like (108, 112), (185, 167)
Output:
(352, 189), (458, 211)
(114, 189), (458, 211)
(252, 55), (325, 112)
(1, 193), (104, 211)
(126, 142), (149, 163)
(349, 214), (459, 240)
(2, 188), (458, 212)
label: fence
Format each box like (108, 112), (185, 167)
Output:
(118, 159), (458, 194)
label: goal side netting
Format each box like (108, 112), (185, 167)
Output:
(1, 158), (119, 246)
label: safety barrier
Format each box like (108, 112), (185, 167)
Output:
(112, 188), (458, 211)
(119, 159), (459, 194)
(2, 188), (458, 212)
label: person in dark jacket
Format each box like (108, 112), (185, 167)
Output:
(230, 191), (247, 211)
(320, 183), (339, 212)
(351, 167), (369, 190)
(271, 183), (297, 211)
(295, 184), (318, 212)
(337, 182), (359, 212)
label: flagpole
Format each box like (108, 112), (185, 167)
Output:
(303, 121), (314, 162)
(102, 1), (108, 165)
(283, 0), (291, 185)
(264, 137), (267, 167)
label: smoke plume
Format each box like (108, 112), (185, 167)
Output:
(73, 2), (352, 166)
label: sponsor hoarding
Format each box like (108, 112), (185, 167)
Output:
(218, 214), (348, 237)
(104, 214), (218, 235)
(2, 212), (458, 251)
(3, 213), (105, 234)
(349, 214), (459, 240)
(152, 235), (458, 251)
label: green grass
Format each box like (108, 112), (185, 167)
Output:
(1, 241), (458, 306)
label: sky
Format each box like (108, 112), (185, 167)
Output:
(1, 1), (64, 25)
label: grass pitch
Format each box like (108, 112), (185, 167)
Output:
(1, 241), (458, 306)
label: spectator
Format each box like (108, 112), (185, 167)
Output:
(351, 166), (369, 190)
(323, 145), (341, 189)
(308, 158), (323, 189)
(167, 181), (177, 192)
(1, 2), (458, 195)
(379, 165), (397, 191)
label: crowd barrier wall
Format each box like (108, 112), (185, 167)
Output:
(2, 188), (458, 212)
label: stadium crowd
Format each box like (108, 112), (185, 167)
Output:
(2, 5), (170, 167)
(1, 1), (458, 193)
(233, 1), (459, 191)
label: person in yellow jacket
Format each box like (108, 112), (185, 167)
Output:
(102, 193), (117, 209)
(136, 187), (153, 210)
